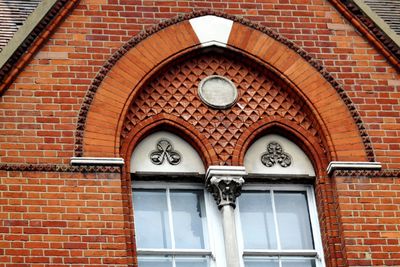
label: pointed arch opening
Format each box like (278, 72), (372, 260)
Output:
(119, 46), (332, 170)
(77, 13), (370, 165)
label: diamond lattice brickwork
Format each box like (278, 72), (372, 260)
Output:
(122, 52), (324, 165)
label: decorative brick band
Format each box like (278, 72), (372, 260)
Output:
(70, 157), (124, 165)
(121, 52), (327, 166)
(327, 161), (382, 175)
(75, 10), (374, 162)
(0, 163), (121, 173)
(332, 169), (400, 178)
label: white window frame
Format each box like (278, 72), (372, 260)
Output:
(132, 181), (226, 267)
(236, 183), (325, 267)
(132, 181), (324, 267)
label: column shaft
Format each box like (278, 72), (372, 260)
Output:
(205, 166), (247, 267)
(221, 204), (241, 267)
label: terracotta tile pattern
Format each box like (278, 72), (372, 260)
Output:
(0, 163), (121, 173)
(121, 52), (325, 165)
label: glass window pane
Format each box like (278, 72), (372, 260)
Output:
(281, 258), (316, 267)
(133, 190), (171, 249)
(175, 256), (209, 267)
(170, 190), (206, 249)
(243, 257), (279, 267)
(137, 256), (172, 267)
(239, 191), (277, 249)
(275, 191), (314, 249)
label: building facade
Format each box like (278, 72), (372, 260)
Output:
(0, 0), (400, 266)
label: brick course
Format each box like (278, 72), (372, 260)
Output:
(0, 170), (134, 266)
(0, 0), (399, 266)
(1, 0), (398, 167)
(335, 176), (400, 266)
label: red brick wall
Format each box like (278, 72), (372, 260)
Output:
(0, 170), (133, 266)
(0, 0), (399, 266)
(0, 0), (399, 167)
(335, 175), (400, 266)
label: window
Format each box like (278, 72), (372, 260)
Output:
(237, 184), (324, 267)
(131, 131), (324, 267)
(132, 182), (324, 267)
(133, 182), (224, 267)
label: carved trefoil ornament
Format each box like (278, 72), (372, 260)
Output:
(150, 139), (181, 165)
(261, 141), (292, 168)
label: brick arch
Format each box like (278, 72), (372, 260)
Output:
(232, 116), (329, 177)
(78, 11), (371, 164)
(122, 50), (331, 166)
(120, 114), (218, 171)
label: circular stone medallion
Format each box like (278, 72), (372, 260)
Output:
(198, 75), (238, 109)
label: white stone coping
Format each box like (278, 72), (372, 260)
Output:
(206, 165), (247, 180)
(327, 161), (382, 175)
(189, 15), (233, 47)
(0, 0), (58, 68)
(70, 157), (125, 165)
(353, 0), (400, 47)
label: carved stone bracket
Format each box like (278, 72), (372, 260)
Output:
(205, 166), (246, 209)
(207, 176), (244, 208)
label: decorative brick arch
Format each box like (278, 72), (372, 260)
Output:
(120, 49), (330, 167)
(233, 116), (329, 176)
(76, 11), (372, 165)
(120, 114), (218, 170)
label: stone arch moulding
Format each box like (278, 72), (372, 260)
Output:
(75, 10), (373, 165)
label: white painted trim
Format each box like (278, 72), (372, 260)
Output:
(70, 157), (124, 165)
(200, 41), (227, 48)
(165, 188), (176, 250)
(206, 166), (247, 180)
(137, 249), (213, 256)
(307, 186), (326, 266)
(133, 181), (203, 189)
(133, 182), (223, 267)
(327, 161), (381, 175)
(236, 184), (325, 267)
(189, 15), (233, 47)
(243, 249), (318, 257)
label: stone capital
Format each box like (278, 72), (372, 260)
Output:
(205, 166), (246, 208)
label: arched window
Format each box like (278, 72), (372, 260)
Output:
(130, 132), (324, 267)
(239, 134), (324, 267)
(131, 131), (225, 267)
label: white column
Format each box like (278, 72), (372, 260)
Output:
(206, 166), (246, 267)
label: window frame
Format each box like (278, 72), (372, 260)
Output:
(235, 183), (325, 267)
(132, 181), (225, 267)
(132, 181), (325, 267)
